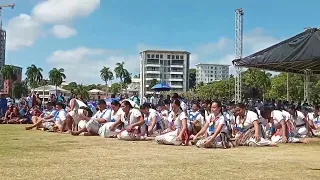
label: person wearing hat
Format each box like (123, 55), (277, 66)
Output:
(71, 99), (111, 136)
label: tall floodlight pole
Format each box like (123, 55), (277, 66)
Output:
(0, 3), (15, 30)
(234, 8), (244, 103)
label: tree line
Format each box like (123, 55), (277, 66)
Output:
(187, 68), (320, 102)
(0, 61), (132, 99)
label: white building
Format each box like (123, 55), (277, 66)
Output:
(127, 77), (140, 93)
(195, 63), (229, 84)
(0, 30), (6, 90)
(139, 50), (190, 97)
(33, 85), (70, 103)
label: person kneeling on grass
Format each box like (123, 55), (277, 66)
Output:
(192, 100), (232, 148)
(71, 99), (111, 136)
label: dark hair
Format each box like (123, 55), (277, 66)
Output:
(315, 105), (320, 111)
(111, 94), (116, 98)
(164, 99), (171, 105)
(204, 100), (212, 106)
(56, 102), (65, 109)
(191, 101), (200, 108)
(122, 100), (133, 108)
(140, 103), (151, 109)
(212, 100), (223, 115)
(236, 103), (246, 109)
(111, 100), (120, 106)
(172, 99), (181, 108)
(171, 93), (179, 100)
(259, 106), (272, 119)
(80, 106), (93, 117)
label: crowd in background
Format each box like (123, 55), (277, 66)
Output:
(0, 90), (316, 149)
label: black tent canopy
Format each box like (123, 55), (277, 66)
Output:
(232, 28), (320, 74)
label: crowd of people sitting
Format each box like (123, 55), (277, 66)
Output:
(2, 92), (320, 148)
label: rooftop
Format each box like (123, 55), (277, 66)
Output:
(140, 49), (191, 54)
(195, 63), (230, 66)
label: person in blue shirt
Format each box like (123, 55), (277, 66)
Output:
(0, 94), (8, 118)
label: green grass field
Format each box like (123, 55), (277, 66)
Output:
(0, 125), (320, 180)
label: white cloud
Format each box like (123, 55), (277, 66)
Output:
(50, 25), (77, 39)
(195, 28), (282, 74)
(5, 0), (101, 51)
(32, 0), (101, 23)
(46, 47), (139, 84)
(6, 14), (41, 51)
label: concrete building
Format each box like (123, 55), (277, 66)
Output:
(195, 63), (229, 84)
(127, 77), (140, 93)
(0, 30), (6, 90)
(33, 85), (70, 104)
(3, 65), (22, 95)
(139, 50), (190, 98)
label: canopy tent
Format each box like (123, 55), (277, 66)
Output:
(33, 85), (69, 93)
(232, 28), (320, 103)
(232, 28), (320, 74)
(151, 82), (171, 92)
(88, 89), (105, 94)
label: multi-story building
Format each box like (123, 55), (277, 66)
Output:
(139, 50), (190, 97)
(127, 77), (140, 94)
(195, 63), (229, 84)
(0, 30), (6, 90)
(3, 65), (22, 95)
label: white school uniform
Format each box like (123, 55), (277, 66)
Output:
(86, 109), (111, 134)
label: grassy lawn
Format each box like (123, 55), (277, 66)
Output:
(0, 125), (320, 180)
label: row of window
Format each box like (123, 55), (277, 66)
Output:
(197, 71), (229, 74)
(199, 66), (228, 70)
(146, 54), (184, 60)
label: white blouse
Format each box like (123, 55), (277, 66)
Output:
(121, 108), (142, 128)
(168, 111), (187, 129)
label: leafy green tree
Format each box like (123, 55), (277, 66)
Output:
(110, 83), (121, 94)
(48, 68), (66, 95)
(148, 79), (159, 91)
(0, 65), (17, 97)
(25, 64), (43, 90)
(12, 81), (28, 99)
(189, 68), (196, 89)
(100, 66), (114, 85)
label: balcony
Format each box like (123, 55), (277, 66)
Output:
(170, 64), (184, 68)
(169, 78), (183, 81)
(145, 64), (161, 67)
(146, 78), (161, 81)
(169, 71), (183, 75)
(170, 84), (183, 89)
(146, 70), (160, 74)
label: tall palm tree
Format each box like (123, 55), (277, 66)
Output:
(48, 68), (66, 95)
(75, 84), (89, 100)
(0, 65), (16, 97)
(25, 64), (43, 90)
(114, 62), (126, 90)
(100, 66), (114, 85)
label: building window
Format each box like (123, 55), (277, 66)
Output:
(160, 54), (163, 59)
(167, 55), (171, 59)
(151, 54), (155, 58)
(172, 55), (175, 60)
(147, 54), (150, 58)
(176, 55), (179, 59)
(156, 54), (159, 58)
(180, 55), (184, 59)
(211, 67), (213, 69)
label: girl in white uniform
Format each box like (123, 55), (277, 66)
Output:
(193, 101), (231, 148)
(307, 105), (320, 136)
(115, 99), (145, 141)
(140, 103), (164, 136)
(286, 105), (310, 137)
(155, 99), (189, 146)
(260, 106), (300, 143)
(99, 100), (124, 138)
(233, 103), (272, 146)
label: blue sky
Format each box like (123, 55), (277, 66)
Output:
(2, 0), (320, 84)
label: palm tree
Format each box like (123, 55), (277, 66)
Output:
(48, 68), (66, 95)
(25, 64), (43, 90)
(0, 65), (17, 97)
(100, 66), (114, 85)
(122, 69), (132, 90)
(114, 62), (126, 90)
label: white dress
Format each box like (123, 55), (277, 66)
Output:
(141, 109), (165, 136)
(98, 109), (124, 138)
(155, 111), (187, 146)
(85, 109), (111, 134)
(269, 110), (300, 143)
(117, 108), (143, 141)
(234, 110), (272, 146)
(196, 113), (230, 148)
